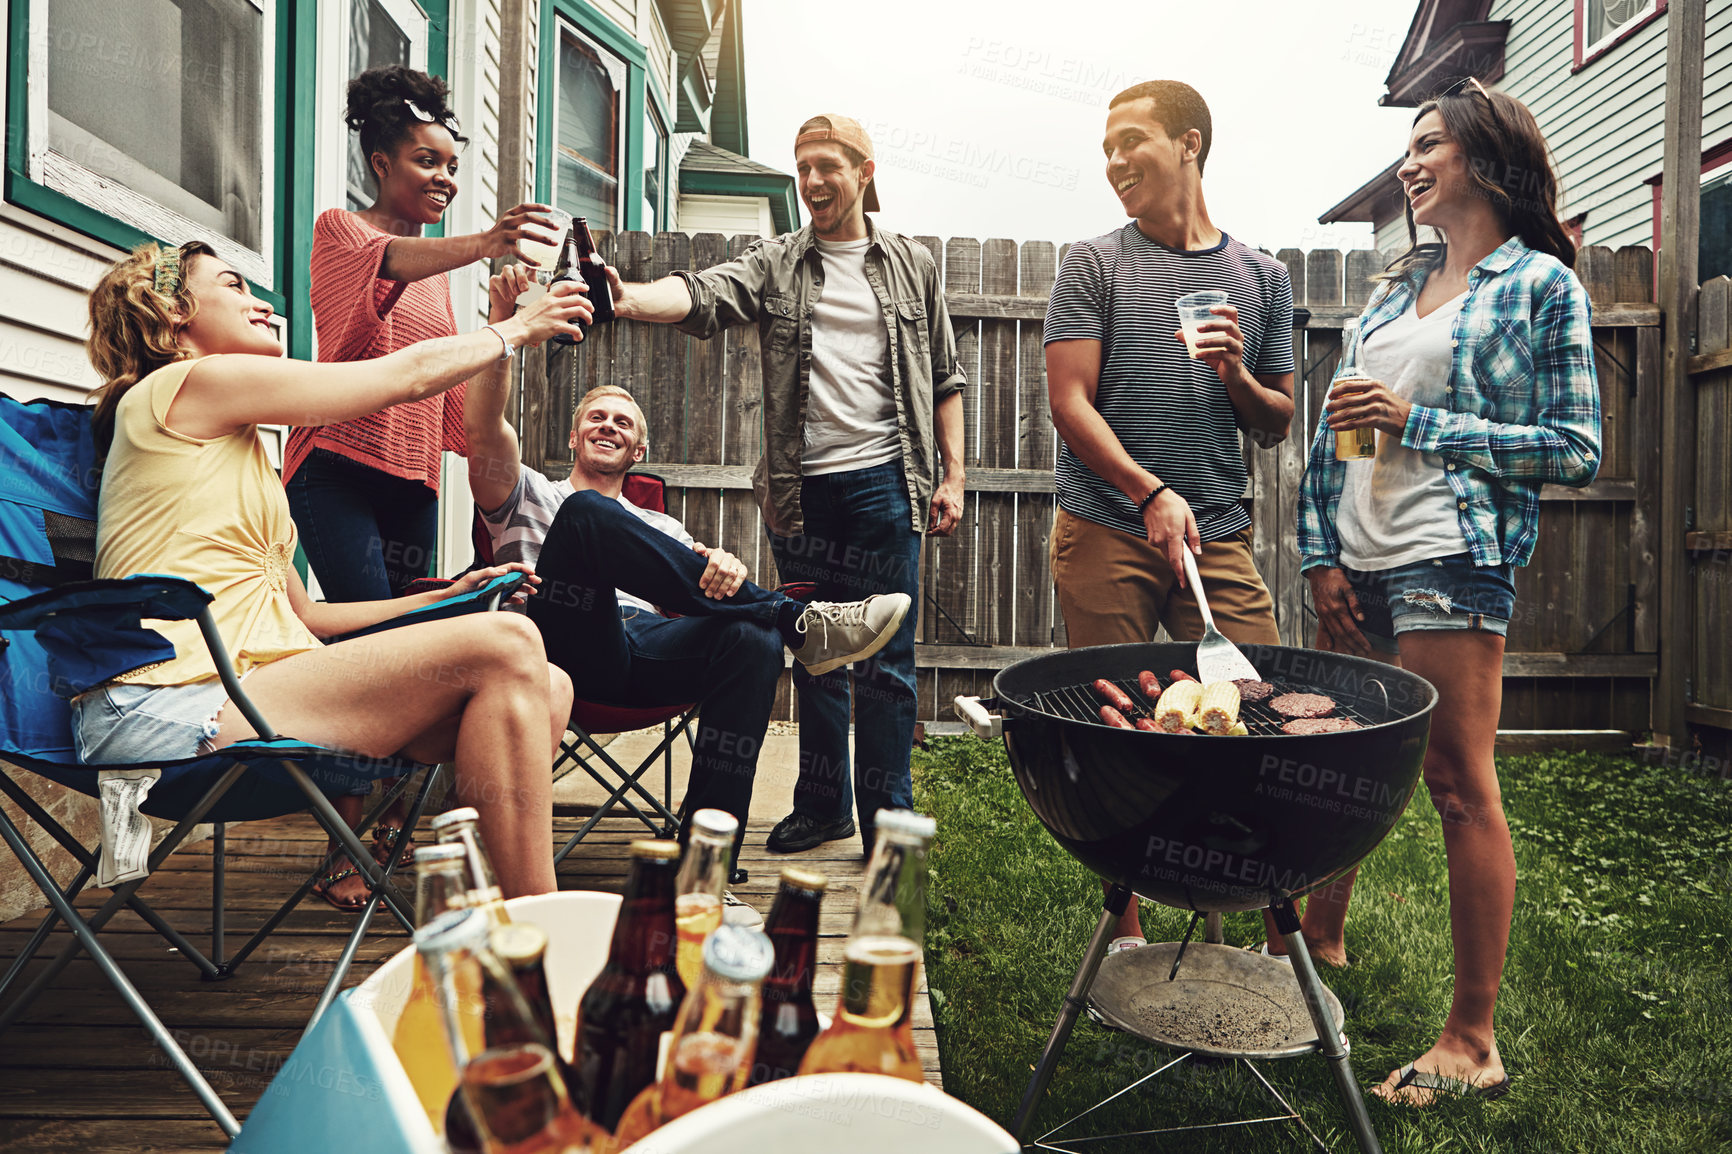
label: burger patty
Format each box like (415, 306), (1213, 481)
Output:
(1270, 692), (1337, 719)
(1281, 716), (1361, 736)
(1232, 679), (1275, 704)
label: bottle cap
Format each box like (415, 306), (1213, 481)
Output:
(430, 807), (480, 833)
(873, 809), (937, 840)
(690, 809), (739, 839)
(631, 839), (682, 861)
(413, 844), (467, 865)
(490, 922), (549, 966)
(778, 867), (829, 893)
(702, 924), (775, 983)
(413, 907), (489, 956)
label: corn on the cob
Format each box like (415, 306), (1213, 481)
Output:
(1194, 681), (1242, 735)
(1153, 679), (1203, 732)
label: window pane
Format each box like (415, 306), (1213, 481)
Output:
(46, 0), (264, 252)
(346, 0), (413, 212)
(1587, 0), (1651, 47)
(555, 25), (624, 228)
(1702, 175), (1732, 284)
(642, 104), (666, 233)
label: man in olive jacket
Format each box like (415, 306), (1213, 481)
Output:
(606, 114), (966, 856)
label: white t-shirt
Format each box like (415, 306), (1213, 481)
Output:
(1337, 293), (1472, 570)
(803, 236), (899, 476)
(478, 469), (694, 615)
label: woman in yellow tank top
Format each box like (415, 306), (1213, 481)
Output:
(79, 240), (590, 898)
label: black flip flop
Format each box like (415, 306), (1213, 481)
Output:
(1385, 1061), (1512, 1103)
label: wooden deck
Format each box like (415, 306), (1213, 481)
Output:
(0, 806), (940, 1152)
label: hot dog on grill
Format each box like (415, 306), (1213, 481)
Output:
(1099, 705), (1134, 729)
(1168, 669), (1196, 684)
(1134, 717), (1160, 732)
(1093, 679), (1136, 713)
(1137, 670), (1162, 703)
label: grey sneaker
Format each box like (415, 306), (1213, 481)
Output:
(787, 593), (911, 677)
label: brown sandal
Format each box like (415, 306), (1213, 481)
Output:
(310, 865), (369, 913)
(372, 822), (414, 868)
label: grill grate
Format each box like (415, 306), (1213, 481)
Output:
(1027, 674), (1394, 736)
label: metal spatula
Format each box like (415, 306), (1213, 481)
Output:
(1180, 548), (1261, 683)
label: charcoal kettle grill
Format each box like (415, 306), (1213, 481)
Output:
(956, 641), (1437, 1154)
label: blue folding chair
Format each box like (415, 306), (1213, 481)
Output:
(0, 391), (523, 1138)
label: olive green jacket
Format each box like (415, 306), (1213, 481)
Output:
(673, 219), (966, 536)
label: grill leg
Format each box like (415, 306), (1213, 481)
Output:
(1271, 896), (1382, 1154)
(1012, 883), (1132, 1143)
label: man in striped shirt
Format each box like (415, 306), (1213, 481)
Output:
(1045, 80), (1295, 950)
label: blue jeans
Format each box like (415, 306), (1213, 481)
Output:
(287, 449), (439, 602)
(768, 463), (922, 842)
(1344, 553), (1516, 654)
(527, 490), (792, 852)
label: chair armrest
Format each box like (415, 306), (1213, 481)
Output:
(333, 571), (527, 642)
(0, 574), (212, 633)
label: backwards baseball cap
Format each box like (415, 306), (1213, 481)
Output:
(794, 114), (880, 212)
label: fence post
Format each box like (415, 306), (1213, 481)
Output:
(1654, 0), (1706, 748)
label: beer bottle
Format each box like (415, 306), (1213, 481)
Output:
(571, 218), (615, 326)
(797, 810), (935, 1082)
(747, 868), (826, 1087)
(547, 228), (581, 347)
(420, 909), (596, 1154)
(613, 924), (775, 1146)
(431, 806), (510, 927)
(673, 809), (736, 989)
(395, 845), (483, 1132)
(569, 840), (686, 1134)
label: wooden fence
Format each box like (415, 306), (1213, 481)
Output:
(1687, 276), (1732, 733)
(514, 232), (1702, 735)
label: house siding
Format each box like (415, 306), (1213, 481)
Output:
(1491, 0), (1732, 249)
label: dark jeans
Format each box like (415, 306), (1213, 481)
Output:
(287, 449), (439, 601)
(527, 490), (791, 854)
(768, 462), (922, 844)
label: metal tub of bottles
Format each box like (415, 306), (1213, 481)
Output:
(229, 809), (1016, 1153)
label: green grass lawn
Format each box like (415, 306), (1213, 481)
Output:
(912, 738), (1732, 1153)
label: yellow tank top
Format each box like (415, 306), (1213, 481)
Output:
(96, 357), (322, 686)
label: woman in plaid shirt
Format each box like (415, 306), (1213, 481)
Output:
(1293, 81), (1601, 1105)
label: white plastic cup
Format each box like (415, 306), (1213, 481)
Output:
(1175, 290), (1229, 359)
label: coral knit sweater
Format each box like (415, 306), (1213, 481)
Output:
(284, 209), (467, 491)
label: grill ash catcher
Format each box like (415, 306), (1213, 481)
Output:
(955, 641), (1438, 1154)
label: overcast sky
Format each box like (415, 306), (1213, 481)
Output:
(741, 0), (1423, 254)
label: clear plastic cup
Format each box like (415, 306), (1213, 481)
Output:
(516, 207), (572, 276)
(1175, 290), (1229, 359)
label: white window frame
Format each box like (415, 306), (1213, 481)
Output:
(1579, 0), (1660, 58)
(26, 0), (279, 288)
(312, 0), (430, 220)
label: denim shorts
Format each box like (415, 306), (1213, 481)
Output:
(1343, 553), (1516, 654)
(71, 679), (234, 765)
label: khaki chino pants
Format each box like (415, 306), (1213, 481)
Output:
(1050, 508), (1282, 649)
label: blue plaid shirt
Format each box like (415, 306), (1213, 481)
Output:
(1299, 238), (1601, 571)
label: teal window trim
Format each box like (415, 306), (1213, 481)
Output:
(3, 0), (291, 313)
(644, 80), (671, 229)
(538, 0), (650, 231)
(679, 171), (800, 236)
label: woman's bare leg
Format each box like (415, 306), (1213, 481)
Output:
(1370, 628), (1511, 1102)
(208, 613), (571, 897)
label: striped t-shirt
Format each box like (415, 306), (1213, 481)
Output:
(479, 468), (693, 615)
(286, 209), (467, 491)
(1044, 225), (1294, 541)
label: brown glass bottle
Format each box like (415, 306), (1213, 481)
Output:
(571, 218), (615, 326)
(568, 839), (685, 1134)
(547, 229), (581, 348)
(747, 868), (827, 1087)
